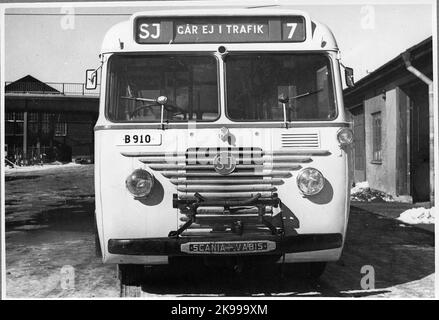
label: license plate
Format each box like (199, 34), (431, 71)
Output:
(181, 241), (276, 254)
(117, 132), (162, 146)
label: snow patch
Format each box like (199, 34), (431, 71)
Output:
(350, 181), (369, 194)
(397, 207), (435, 225)
(5, 162), (81, 173)
(350, 181), (394, 202)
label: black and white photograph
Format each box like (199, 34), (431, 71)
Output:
(0, 0), (437, 302)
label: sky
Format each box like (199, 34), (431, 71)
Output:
(3, 0), (433, 84)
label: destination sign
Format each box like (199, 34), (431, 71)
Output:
(134, 16), (306, 44)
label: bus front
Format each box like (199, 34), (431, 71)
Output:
(94, 9), (353, 287)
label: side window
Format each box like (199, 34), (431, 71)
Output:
(372, 112), (382, 162)
(316, 65), (334, 118)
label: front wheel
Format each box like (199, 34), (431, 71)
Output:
(282, 262), (327, 279)
(118, 264), (146, 297)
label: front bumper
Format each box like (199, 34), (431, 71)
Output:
(108, 233), (343, 256)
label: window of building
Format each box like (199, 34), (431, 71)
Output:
(5, 112), (24, 136)
(55, 121), (67, 136)
(372, 112), (382, 163)
(54, 114), (67, 136)
(28, 112), (39, 136)
(41, 113), (51, 135)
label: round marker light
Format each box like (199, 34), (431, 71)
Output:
(126, 169), (154, 198)
(296, 168), (325, 196)
(156, 95), (168, 105)
(337, 128), (354, 146)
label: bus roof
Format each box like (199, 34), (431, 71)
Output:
(101, 7), (338, 54)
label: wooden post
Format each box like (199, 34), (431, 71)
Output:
(406, 95), (411, 197)
(428, 83), (434, 205)
(23, 110), (28, 163)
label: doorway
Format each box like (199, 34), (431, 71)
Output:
(407, 82), (430, 202)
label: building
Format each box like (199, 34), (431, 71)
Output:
(5, 75), (99, 164)
(344, 37), (433, 203)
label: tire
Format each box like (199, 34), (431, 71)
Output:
(120, 282), (142, 298)
(282, 262), (327, 280)
(118, 264), (145, 297)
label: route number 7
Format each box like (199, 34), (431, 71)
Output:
(286, 23), (298, 39)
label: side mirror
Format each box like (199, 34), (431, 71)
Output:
(85, 69), (97, 90)
(345, 67), (355, 88)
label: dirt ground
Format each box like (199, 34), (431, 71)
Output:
(4, 165), (435, 298)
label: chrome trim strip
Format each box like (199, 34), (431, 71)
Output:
(194, 207), (272, 214)
(121, 150), (330, 157)
(178, 191), (273, 199)
(169, 178), (284, 185)
(181, 214), (271, 221)
(150, 164), (301, 170)
(163, 171), (292, 178)
(96, 122), (350, 131)
(177, 184), (276, 192)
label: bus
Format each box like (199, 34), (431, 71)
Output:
(92, 7), (354, 296)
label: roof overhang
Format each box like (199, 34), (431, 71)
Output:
(344, 37), (432, 98)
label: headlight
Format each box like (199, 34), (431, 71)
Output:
(337, 128), (354, 146)
(126, 169), (154, 198)
(296, 168), (325, 196)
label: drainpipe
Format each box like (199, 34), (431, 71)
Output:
(401, 51), (434, 205)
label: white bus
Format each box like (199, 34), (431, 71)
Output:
(92, 7), (354, 295)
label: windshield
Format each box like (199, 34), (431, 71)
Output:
(226, 53), (337, 121)
(106, 55), (219, 122)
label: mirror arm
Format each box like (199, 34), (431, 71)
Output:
(160, 104), (165, 130)
(282, 102), (289, 129)
(278, 95), (290, 129)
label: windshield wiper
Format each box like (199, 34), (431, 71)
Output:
(289, 88), (323, 100)
(122, 95), (182, 129)
(121, 96), (157, 103)
(278, 89), (323, 128)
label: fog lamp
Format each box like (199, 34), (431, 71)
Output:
(296, 168), (325, 196)
(337, 128), (354, 146)
(126, 169), (154, 198)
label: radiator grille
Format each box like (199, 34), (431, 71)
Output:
(281, 132), (320, 148)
